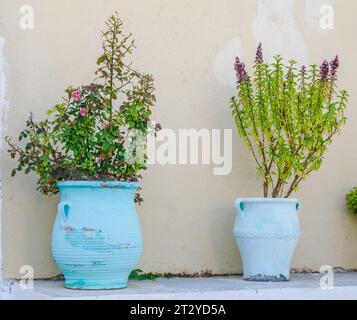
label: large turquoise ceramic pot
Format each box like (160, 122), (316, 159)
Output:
(52, 181), (142, 289)
(234, 198), (300, 282)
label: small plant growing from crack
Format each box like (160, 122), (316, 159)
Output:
(129, 269), (159, 281)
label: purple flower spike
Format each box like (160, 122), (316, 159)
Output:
(255, 43), (263, 63)
(300, 65), (306, 90)
(234, 57), (247, 84)
(301, 65), (306, 77)
(330, 55), (340, 80)
(320, 60), (329, 82)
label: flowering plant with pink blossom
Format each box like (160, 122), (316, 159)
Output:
(6, 13), (160, 203)
(230, 43), (349, 198)
(71, 90), (83, 101)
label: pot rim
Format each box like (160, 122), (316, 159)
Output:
(56, 180), (140, 189)
(234, 198), (301, 212)
(236, 197), (299, 203)
(235, 197), (300, 210)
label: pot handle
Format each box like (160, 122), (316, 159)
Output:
(235, 199), (245, 217)
(58, 201), (71, 226)
(296, 200), (301, 211)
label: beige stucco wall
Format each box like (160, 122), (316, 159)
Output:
(1, 0), (357, 279)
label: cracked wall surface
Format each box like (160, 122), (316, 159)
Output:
(1, 0), (357, 279)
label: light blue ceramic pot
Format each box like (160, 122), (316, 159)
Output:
(51, 181), (142, 290)
(234, 198), (300, 282)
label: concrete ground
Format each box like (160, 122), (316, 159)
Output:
(2, 273), (357, 300)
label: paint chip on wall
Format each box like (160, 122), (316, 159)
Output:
(213, 36), (242, 88)
(252, 0), (310, 65)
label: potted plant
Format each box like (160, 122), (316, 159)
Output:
(6, 13), (160, 290)
(346, 187), (357, 214)
(230, 44), (349, 281)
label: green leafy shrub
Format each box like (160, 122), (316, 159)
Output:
(129, 269), (158, 281)
(230, 43), (349, 198)
(346, 187), (357, 214)
(6, 13), (160, 202)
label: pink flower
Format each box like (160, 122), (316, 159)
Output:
(101, 122), (109, 130)
(99, 152), (106, 161)
(71, 90), (82, 101)
(79, 107), (87, 116)
(86, 83), (96, 91)
(155, 123), (162, 131)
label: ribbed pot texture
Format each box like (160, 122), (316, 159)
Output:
(51, 181), (142, 290)
(233, 198), (300, 282)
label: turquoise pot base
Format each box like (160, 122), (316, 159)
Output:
(64, 279), (128, 290)
(244, 274), (288, 282)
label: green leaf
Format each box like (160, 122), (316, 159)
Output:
(96, 54), (106, 65)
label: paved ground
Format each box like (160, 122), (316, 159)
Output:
(2, 273), (357, 300)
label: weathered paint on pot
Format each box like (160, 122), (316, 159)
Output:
(233, 198), (300, 282)
(52, 181), (142, 290)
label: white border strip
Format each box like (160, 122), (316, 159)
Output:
(0, 33), (9, 290)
